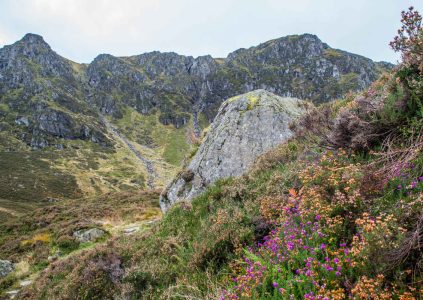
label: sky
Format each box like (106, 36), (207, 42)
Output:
(0, 0), (420, 64)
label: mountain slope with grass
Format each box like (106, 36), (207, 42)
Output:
(0, 32), (392, 223)
(1, 8), (420, 299)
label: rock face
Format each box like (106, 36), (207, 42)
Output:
(0, 34), (109, 149)
(86, 34), (393, 128)
(0, 33), (392, 151)
(160, 90), (310, 210)
(0, 259), (14, 277)
(73, 228), (105, 243)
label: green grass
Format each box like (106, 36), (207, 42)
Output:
(162, 127), (190, 165)
(0, 151), (81, 204)
(114, 106), (191, 166)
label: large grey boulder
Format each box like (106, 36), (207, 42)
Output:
(0, 260), (14, 277)
(73, 228), (105, 243)
(160, 89), (311, 211)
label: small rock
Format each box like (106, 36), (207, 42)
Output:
(20, 280), (32, 287)
(6, 290), (19, 299)
(123, 226), (139, 235)
(0, 260), (14, 277)
(46, 197), (59, 203)
(48, 250), (62, 261)
(15, 116), (29, 127)
(47, 255), (57, 262)
(73, 228), (105, 243)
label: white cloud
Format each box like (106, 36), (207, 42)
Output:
(0, 0), (420, 63)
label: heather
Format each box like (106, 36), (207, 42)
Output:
(222, 8), (423, 299)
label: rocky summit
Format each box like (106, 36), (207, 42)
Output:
(160, 89), (311, 210)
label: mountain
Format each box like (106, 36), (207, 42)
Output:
(87, 33), (392, 130)
(161, 89), (311, 210)
(0, 34), (107, 149)
(0, 33), (392, 212)
(1, 33), (392, 149)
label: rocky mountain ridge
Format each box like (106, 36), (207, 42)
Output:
(0, 33), (392, 151)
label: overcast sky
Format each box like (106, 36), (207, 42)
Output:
(0, 0), (420, 64)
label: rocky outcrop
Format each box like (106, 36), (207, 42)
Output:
(73, 228), (106, 243)
(160, 90), (311, 210)
(0, 34), (110, 150)
(0, 259), (14, 277)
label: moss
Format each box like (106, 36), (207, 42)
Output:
(246, 94), (260, 110)
(0, 103), (9, 113)
(338, 72), (360, 93)
(324, 48), (343, 59)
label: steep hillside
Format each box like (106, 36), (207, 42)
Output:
(1, 33), (391, 150)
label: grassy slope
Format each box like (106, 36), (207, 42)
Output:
(113, 106), (192, 166)
(0, 104), (192, 222)
(0, 190), (162, 296)
(0, 137), (151, 219)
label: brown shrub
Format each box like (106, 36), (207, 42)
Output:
(181, 169), (195, 182)
(330, 109), (377, 151)
(20, 244), (124, 300)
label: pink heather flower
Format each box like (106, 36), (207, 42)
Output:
(273, 282), (279, 288)
(336, 271), (341, 276)
(315, 214), (321, 221)
(411, 181), (417, 189)
(325, 265), (334, 271)
(333, 258), (340, 264)
(320, 243), (326, 250)
(340, 243), (346, 247)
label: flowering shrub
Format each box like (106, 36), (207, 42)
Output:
(389, 7), (423, 73)
(223, 194), (354, 299)
(223, 151), (420, 299)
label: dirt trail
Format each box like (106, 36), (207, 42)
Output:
(101, 116), (157, 189)
(0, 207), (18, 217)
